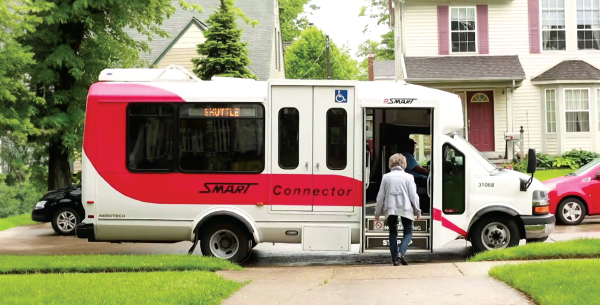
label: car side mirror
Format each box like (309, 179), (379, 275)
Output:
(595, 173), (600, 180)
(527, 148), (537, 174)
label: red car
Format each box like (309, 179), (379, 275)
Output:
(544, 159), (600, 225)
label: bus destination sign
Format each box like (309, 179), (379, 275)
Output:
(186, 106), (259, 118)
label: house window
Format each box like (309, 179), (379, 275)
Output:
(542, 0), (566, 51)
(450, 8), (477, 53)
(577, 0), (600, 50)
(545, 89), (557, 133)
(565, 89), (590, 132)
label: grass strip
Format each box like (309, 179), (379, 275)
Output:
(535, 169), (572, 181)
(0, 214), (37, 232)
(0, 270), (244, 305)
(0, 254), (241, 274)
(469, 238), (600, 262)
(490, 260), (600, 305)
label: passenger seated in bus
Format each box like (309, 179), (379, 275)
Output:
(400, 138), (429, 181)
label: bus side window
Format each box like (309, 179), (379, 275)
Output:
(127, 103), (174, 171)
(279, 108), (300, 169)
(326, 108), (347, 170)
(442, 144), (465, 214)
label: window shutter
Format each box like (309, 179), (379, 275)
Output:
(477, 5), (489, 54)
(528, 0), (540, 53)
(438, 6), (450, 55)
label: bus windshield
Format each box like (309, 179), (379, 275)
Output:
(452, 134), (497, 172)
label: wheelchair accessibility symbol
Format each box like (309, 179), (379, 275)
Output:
(335, 90), (348, 103)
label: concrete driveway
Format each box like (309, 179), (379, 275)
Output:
(0, 217), (599, 266)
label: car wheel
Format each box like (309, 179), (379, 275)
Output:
(200, 222), (250, 264)
(556, 199), (586, 225)
(52, 208), (80, 235)
(526, 236), (549, 243)
(471, 215), (520, 253)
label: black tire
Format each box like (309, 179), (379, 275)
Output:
(526, 236), (549, 243)
(200, 221), (250, 264)
(470, 215), (520, 253)
(556, 198), (586, 225)
(51, 208), (80, 236)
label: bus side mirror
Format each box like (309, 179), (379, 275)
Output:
(527, 148), (537, 174)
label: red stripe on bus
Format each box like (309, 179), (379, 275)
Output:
(433, 208), (468, 237)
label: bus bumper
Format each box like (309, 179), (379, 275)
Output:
(520, 214), (555, 239)
(75, 223), (96, 241)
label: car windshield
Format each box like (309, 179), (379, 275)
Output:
(452, 134), (497, 172)
(571, 158), (600, 176)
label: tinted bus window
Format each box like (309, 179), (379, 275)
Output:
(127, 104), (174, 171)
(179, 104), (265, 173)
(326, 108), (347, 170)
(442, 144), (466, 214)
(279, 108), (299, 169)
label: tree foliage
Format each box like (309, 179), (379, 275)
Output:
(192, 0), (256, 80)
(0, 1), (46, 146)
(279, 0), (319, 42)
(17, 0), (201, 190)
(285, 27), (360, 80)
(359, 0), (391, 33)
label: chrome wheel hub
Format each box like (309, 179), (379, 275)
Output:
(209, 229), (239, 259)
(57, 211), (76, 232)
(481, 222), (510, 250)
(562, 202), (582, 222)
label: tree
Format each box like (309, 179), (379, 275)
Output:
(279, 0), (319, 42)
(19, 0), (202, 191)
(192, 0), (257, 81)
(0, 1), (45, 146)
(285, 27), (360, 80)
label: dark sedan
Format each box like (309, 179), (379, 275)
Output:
(31, 185), (84, 235)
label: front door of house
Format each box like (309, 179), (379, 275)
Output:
(467, 91), (495, 152)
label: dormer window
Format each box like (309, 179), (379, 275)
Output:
(450, 7), (477, 53)
(541, 0), (566, 51)
(577, 0), (600, 50)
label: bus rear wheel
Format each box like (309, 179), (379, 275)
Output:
(471, 216), (520, 253)
(200, 222), (250, 264)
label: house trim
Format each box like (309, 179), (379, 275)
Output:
(152, 17), (209, 66)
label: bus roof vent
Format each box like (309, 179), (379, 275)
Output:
(99, 65), (201, 82)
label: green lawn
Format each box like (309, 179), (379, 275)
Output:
(490, 260), (600, 305)
(0, 254), (241, 274)
(0, 214), (37, 232)
(0, 270), (243, 305)
(469, 239), (600, 262)
(536, 169), (573, 181)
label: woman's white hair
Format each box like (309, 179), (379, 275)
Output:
(388, 153), (407, 170)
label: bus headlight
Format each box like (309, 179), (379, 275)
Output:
(532, 190), (549, 215)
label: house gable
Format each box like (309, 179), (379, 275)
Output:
(154, 18), (207, 71)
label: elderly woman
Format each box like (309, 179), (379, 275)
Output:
(375, 153), (422, 266)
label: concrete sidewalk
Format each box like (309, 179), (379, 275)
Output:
(218, 261), (532, 305)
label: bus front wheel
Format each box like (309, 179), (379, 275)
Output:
(200, 221), (251, 264)
(470, 216), (520, 253)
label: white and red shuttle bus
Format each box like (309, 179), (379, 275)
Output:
(76, 66), (555, 263)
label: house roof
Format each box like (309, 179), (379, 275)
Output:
(373, 60), (395, 79)
(404, 55), (526, 82)
(532, 60), (600, 82)
(125, 0), (276, 80)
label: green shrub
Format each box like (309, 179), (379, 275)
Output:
(536, 153), (553, 168)
(0, 182), (45, 219)
(553, 149), (599, 169)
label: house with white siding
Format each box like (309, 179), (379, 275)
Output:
(377, 0), (600, 158)
(126, 0), (286, 80)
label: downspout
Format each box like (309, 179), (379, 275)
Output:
(393, 0), (406, 81)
